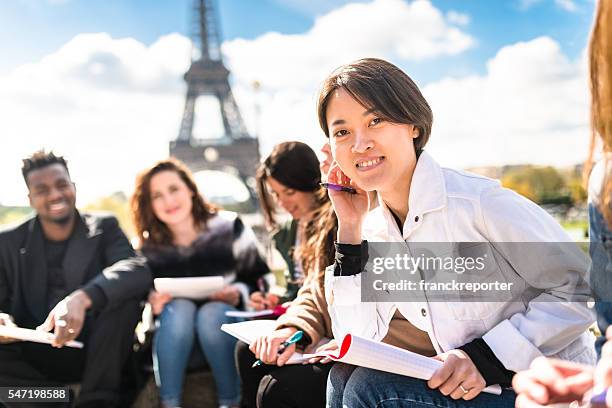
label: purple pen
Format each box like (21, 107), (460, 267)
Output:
(320, 182), (357, 194)
(590, 389), (608, 407)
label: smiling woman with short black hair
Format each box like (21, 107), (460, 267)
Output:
(318, 58), (596, 408)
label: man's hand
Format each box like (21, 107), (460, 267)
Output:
(148, 290), (172, 315)
(209, 285), (241, 306)
(0, 313), (19, 344)
(428, 349), (487, 400)
(37, 290), (91, 348)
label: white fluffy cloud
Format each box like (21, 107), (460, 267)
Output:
(0, 33), (191, 206)
(518, 0), (580, 12)
(13, 32), (191, 93)
(423, 36), (589, 168)
(555, 0), (578, 12)
(446, 10), (470, 26)
(223, 0), (474, 92)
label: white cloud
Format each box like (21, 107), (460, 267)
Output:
(0, 33), (191, 206)
(555, 0), (578, 12)
(447, 10), (470, 26)
(223, 0), (474, 92)
(422, 36), (589, 168)
(14, 32), (191, 94)
(518, 0), (543, 10)
(518, 0), (579, 11)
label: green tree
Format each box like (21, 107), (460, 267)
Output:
(567, 176), (588, 205)
(502, 166), (570, 204)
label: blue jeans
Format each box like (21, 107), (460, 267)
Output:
(326, 364), (516, 408)
(589, 203), (612, 357)
(153, 299), (241, 407)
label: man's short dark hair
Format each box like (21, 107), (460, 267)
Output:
(22, 150), (70, 185)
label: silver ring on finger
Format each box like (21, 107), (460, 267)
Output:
(67, 328), (75, 334)
(459, 385), (470, 394)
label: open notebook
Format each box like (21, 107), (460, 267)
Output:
(221, 320), (330, 365)
(221, 320), (502, 395)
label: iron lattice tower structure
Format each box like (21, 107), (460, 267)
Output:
(170, 0), (260, 203)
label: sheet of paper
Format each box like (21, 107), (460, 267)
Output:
(221, 320), (278, 344)
(154, 276), (224, 300)
(0, 325), (83, 349)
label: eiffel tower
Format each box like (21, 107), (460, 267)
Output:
(170, 0), (260, 204)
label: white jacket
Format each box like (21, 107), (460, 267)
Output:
(325, 151), (596, 373)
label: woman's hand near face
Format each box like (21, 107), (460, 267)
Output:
(428, 350), (487, 401)
(148, 290), (172, 315)
(326, 161), (369, 244)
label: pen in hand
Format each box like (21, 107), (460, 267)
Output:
(590, 388), (608, 408)
(252, 330), (304, 368)
(255, 278), (269, 309)
(320, 182), (357, 194)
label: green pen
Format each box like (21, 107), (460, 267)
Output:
(252, 330), (304, 368)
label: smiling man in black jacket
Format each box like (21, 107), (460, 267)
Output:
(0, 151), (152, 408)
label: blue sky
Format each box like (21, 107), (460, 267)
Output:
(0, 0), (599, 206)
